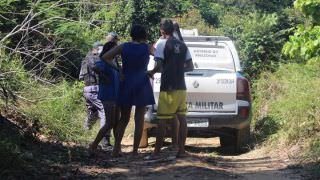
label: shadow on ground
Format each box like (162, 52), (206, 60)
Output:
(0, 115), (317, 180)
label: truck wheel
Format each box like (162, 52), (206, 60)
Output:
(220, 128), (235, 147)
(235, 125), (250, 152)
(220, 126), (250, 153)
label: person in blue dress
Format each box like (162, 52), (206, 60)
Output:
(101, 24), (155, 157)
(89, 41), (121, 153)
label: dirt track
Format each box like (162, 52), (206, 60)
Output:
(1, 113), (314, 179)
(69, 137), (309, 180)
(0, 115), (311, 179)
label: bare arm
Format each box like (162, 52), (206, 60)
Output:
(102, 44), (123, 62)
(149, 44), (155, 56)
(147, 60), (162, 78)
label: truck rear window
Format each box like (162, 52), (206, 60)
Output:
(187, 43), (235, 71)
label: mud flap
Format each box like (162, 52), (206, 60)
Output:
(220, 126), (250, 153)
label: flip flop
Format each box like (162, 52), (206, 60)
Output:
(143, 154), (161, 161)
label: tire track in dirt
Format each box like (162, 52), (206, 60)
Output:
(74, 137), (308, 179)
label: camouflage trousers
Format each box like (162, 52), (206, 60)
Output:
(83, 85), (111, 141)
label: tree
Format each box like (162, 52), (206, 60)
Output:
(282, 0), (320, 62)
(0, 0), (114, 79)
(106, 0), (192, 42)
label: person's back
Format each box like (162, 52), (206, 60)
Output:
(95, 60), (120, 102)
(121, 42), (149, 74)
(79, 42), (106, 133)
(100, 24), (155, 157)
(79, 52), (100, 87)
(148, 19), (193, 159)
(118, 42), (153, 106)
(161, 37), (188, 91)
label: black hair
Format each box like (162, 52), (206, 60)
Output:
(130, 24), (147, 41)
(99, 41), (117, 57)
(173, 21), (184, 41)
(160, 19), (174, 35)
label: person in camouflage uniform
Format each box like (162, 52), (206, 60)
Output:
(79, 42), (112, 150)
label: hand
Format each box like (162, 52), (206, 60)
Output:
(147, 71), (154, 79)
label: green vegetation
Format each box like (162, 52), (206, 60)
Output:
(251, 0), (320, 162)
(22, 81), (100, 143)
(283, 0), (320, 62)
(0, 0), (319, 173)
(252, 59), (320, 160)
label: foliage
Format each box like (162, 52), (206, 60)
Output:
(190, 0), (298, 78)
(283, 25), (320, 61)
(294, 0), (320, 23)
(254, 0), (294, 13)
(106, 0), (192, 42)
(0, 50), (31, 104)
(252, 59), (320, 159)
(0, 0), (112, 79)
(176, 9), (221, 36)
(197, 0), (222, 27)
(22, 81), (98, 143)
(283, 0), (320, 62)
(236, 13), (287, 78)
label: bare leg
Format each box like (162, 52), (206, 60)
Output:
(90, 104), (115, 150)
(171, 116), (179, 149)
(176, 114), (187, 156)
(90, 124), (111, 150)
(113, 106), (121, 140)
(132, 106), (146, 154)
(112, 106), (131, 157)
(154, 119), (169, 155)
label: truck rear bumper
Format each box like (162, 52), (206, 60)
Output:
(144, 100), (251, 138)
(145, 100), (250, 129)
(145, 112), (250, 129)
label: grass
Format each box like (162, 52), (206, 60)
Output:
(252, 58), (320, 160)
(20, 81), (101, 143)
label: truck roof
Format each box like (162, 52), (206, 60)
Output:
(183, 36), (231, 42)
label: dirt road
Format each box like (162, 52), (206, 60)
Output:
(2, 114), (314, 179)
(68, 137), (309, 179)
(0, 115), (311, 180)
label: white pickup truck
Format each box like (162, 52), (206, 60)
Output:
(141, 31), (251, 152)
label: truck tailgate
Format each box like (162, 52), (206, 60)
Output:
(152, 69), (237, 114)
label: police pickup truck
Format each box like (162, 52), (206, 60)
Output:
(141, 30), (251, 152)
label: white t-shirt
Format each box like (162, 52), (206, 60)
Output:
(154, 38), (192, 61)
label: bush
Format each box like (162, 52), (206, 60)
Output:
(252, 59), (320, 158)
(22, 81), (99, 143)
(0, 51), (31, 105)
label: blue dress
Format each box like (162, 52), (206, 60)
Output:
(118, 42), (155, 106)
(95, 60), (120, 102)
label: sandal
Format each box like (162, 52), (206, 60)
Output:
(144, 154), (161, 161)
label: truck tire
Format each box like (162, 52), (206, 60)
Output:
(220, 126), (250, 153)
(235, 125), (250, 152)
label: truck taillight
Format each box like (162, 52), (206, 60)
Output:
(239, 107), (250, 118)
(237, 76), (251, 102)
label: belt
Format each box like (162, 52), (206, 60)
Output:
(84, 81), (98, 86)
(83, 85), (99, 93)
